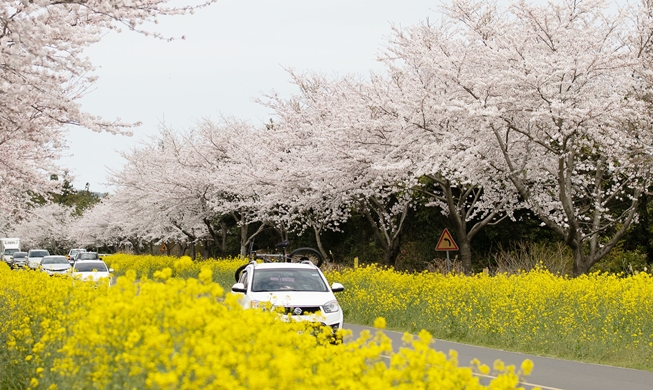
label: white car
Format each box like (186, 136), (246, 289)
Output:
(27, 249), (50, 269)
(231, 262), (345, 333)
(39, 255), (72, 276)
(71, 260), (113, 282)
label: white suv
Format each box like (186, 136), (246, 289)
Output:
(232, 262), (345, 333)
(27, 249), (50, 269)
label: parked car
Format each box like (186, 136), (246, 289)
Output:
(231, 261), (345, 334)
(71, 259), (113, 282)
(27, 249), (50, 270)
(67, 248), (87, 263)
(9, 251), (28, 269)
(40, 255), (72, 276)
(73, 252), (100, 262)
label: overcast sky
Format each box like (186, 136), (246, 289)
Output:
(61, 0), (439, 193)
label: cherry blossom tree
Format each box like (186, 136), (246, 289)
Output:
(262, 72), (417, 266)
(387, 0), (653, 275)
(67, 197), (128, 251)
(8, 203), (75, 253)
(0, 0), (216, 217)
(350, 69), (520, 274)
(106, 128), (218, 258)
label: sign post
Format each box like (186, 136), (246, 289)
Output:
(435, 228), (459, 273)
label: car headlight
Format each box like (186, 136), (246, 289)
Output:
(322, 300), (340, 313)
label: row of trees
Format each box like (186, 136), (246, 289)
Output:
(0, 0), (216, 224)
(6, 0), (653, 276)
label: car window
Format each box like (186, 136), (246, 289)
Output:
(77, 253), (99, 260)
(30, 251), (49, 257)
(12, 253), (27, 258)
(42, 257), (69, 264)
(74, 262), (108, 272)
(4, 249), (19, 255)
(252, 269), (328, 292)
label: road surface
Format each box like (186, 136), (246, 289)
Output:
(344, 323), (653, 390)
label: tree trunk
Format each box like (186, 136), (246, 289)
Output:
(312, 225), (330, 263)
(239, 223), (249, 257)
(130, 238), (141, 254)
(383, 234), (402, 267)
(458, 238), (472, 273)
(361, 197), (409, 267)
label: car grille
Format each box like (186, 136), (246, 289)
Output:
(283, 306), (322, 316)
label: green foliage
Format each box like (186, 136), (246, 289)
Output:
(593, 244), (648, 275)
(50, 178), (102, 216)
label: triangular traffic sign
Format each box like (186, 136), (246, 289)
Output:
(436, 228), (459, 251)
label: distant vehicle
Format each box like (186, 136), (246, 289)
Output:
(67, 248), (87, 263)
(9, 251), (28, 269)
(74, 252), (100, 262)
(0, 238), (21, 264)
(40, 255), (72, 276)
(27, 249), (50, 270)
(71, 260), (113, 282)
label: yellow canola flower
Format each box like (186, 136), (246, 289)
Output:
(374, 316), (387, 329)
(0, 259), (529, 389)
(521, 359), (534, 376)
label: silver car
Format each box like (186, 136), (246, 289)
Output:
(27, 249), (50, 270)
(40, 255), (72, 276)
(9, 251), (28, 268)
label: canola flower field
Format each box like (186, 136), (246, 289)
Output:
(3, 253), (652, 389)
(0, 255), (532, 390)
(102, 254), (653, 369)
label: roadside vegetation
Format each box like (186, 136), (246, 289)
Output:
(105, 254), (653, 371)
(0, 261), (531, 390)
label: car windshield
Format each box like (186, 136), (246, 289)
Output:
(4, 249), (19, 255)
(251, 269), (328, 292)
(74, 262), (108, 272)
(42, 257), (69, 265)
(12, 252), (27, 258)
(77, 253), (98, 260)
(30, 251), (49, 257)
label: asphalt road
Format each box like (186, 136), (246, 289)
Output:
(344, 323), (653, 390)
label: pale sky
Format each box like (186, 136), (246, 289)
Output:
(62, 0), (438, 193)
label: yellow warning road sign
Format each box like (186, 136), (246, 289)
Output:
(436, 228), (459, 251)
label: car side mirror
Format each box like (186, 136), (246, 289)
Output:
(232, 282), (247, 293)
(109, 268), (114, 273)
(331, 283), (344, 293)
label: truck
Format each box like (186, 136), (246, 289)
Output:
(0, 238), (21, 263)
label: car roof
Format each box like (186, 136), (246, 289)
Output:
(250, 262), (318, 270)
